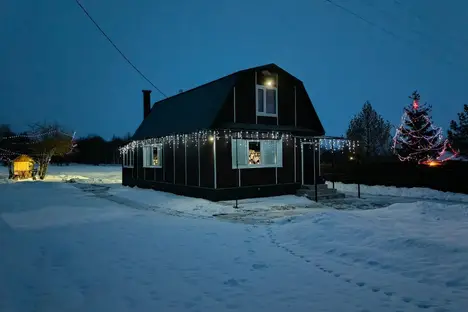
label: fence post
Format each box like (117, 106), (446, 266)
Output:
(357, 153), (361, 198)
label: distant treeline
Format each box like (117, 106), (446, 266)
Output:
(0, 124), (131, 166)
(56, 135), (131, 165)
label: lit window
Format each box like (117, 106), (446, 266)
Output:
(248, 141), (261, 165)
(256, 83), (277, 116)
(123, 150), (134, 168)
(143, 145), (162, 168)
(231, 138), (282, 169)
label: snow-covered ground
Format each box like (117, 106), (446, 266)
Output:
(327, 181), (468, 204)
(1, 164), (468, 311)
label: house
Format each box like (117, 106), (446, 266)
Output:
(120, 63), (352, 201)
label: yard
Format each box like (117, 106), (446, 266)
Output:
(1, 164), (467, 311)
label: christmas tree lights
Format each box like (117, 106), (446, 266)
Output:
(392, 91), (459, 164)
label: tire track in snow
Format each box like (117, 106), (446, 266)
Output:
(70, 183), (212, 221)
(266, 225), (455, 312)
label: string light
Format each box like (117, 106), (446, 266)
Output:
(0, 129), (77, 161)
(119, 130), (358, 155)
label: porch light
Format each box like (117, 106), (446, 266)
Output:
(208, 136), (214, 142)
(265, 79), (274, 88)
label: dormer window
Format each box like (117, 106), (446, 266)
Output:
(256, 74), (278, 117)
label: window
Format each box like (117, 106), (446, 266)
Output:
(123, 149), (134, 168)
(231, 138), (282, 169)
(256, 85), (277, 116)
(143, 145), (162, 168)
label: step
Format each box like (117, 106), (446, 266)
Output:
(297, 192), (346, 201)
(296, 188), (338, 197)
(302, 184), (329, 191)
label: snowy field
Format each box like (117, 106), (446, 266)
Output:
(1, 164), (468, 311)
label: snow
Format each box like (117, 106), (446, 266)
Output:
(0, 164), (122, 184)
(109, 186), (318, 219)
(272, 202), (468, 311)
(327, 181), (468, 203)
(1, 164), (468, 311)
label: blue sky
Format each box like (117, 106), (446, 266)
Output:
(1, 0), (467, 140)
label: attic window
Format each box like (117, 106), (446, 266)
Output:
(256, 71), (278, 116)
(256, 85), (277, 116)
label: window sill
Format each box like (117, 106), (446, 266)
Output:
(233, 164), (282, 169)
(143, 165), (162, 168)
(256, 112), (278, 117)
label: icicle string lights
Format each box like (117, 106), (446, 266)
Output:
(119, 130), (359, 155)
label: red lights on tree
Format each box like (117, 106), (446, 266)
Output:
(392, 91), (458, 165)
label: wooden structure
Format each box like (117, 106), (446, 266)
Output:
(13, 155), (35, 179)
(121, 63), (352, 201)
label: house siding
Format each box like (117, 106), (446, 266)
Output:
(215, 137), (237, 189)
(174, 137), (186, 185)
(186, 139), (199, 186)
(122, 131), (301, 201)
(213, 65), (323, 135)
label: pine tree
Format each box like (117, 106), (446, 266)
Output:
(346, 101), (392, 157)
(393, 91), (446, 163)
(448, 104), (468, 155)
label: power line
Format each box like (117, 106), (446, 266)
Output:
(324, 0), (401, 40)
(322, 0), (465, 70)
(74, 0), (167, 98)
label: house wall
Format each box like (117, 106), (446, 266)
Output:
(122, 132), (301, 201)
(213, 65), (324, 135)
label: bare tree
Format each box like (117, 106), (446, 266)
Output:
(28, 123), (75, 179)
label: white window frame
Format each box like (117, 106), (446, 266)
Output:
(142, 144), (162, 168)
(123, 149), (134, 168)
(231, 138), (283, 169)
(256, 85), (278, 117)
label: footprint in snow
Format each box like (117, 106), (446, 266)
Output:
(224, 279), (240, 287)
(416, 302), (432, 309)
(367, 260), (379, 267)
(252, 263), (268, 270)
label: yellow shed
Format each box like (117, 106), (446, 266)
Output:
(13, 155), (35, 179)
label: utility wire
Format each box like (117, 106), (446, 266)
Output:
(324, 0), (401, 40)
(74, 0), (167, 98)
(323, 0), (465, 70)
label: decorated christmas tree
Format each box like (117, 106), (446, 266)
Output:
(392, 91), (453, 164)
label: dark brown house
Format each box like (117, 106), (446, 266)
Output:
(121, 63), (329, 201)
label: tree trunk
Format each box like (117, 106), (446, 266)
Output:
(38, 150), (55, 180)
(8, 160), (13, 179)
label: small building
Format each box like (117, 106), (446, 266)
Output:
(13, 154), (35, 179)
(121, 63), (354, 201)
